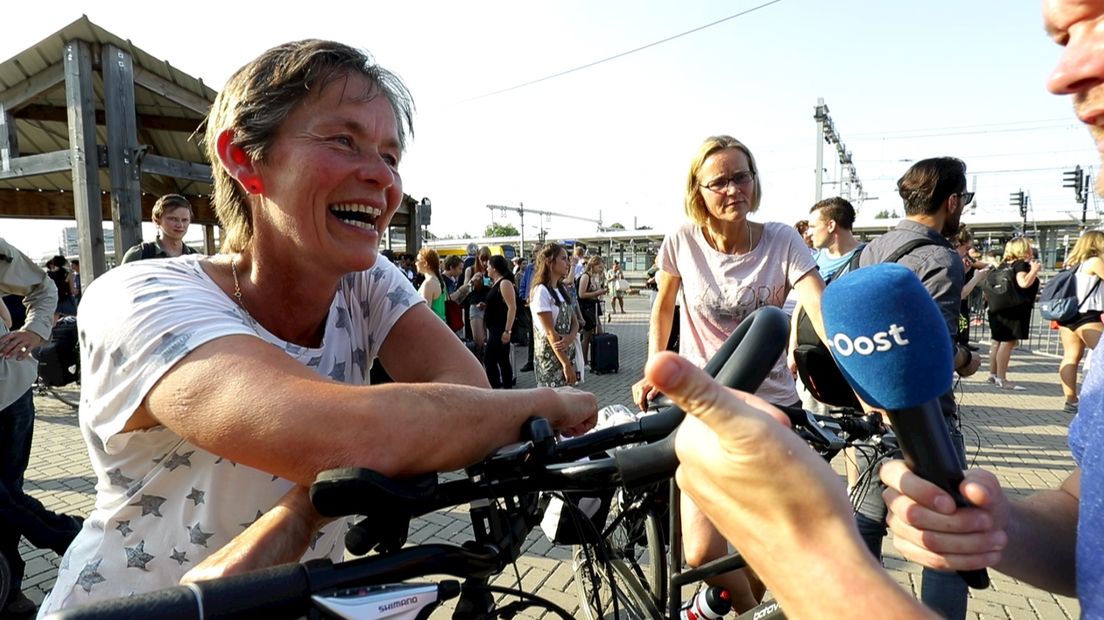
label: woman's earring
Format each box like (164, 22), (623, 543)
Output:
(246, 180), (264, 195)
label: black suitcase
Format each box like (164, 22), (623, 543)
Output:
(590, 333), (619, 374)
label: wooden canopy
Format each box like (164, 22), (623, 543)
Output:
(0, 16), (423, 282)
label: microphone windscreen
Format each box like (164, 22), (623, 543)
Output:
(821, 263), (953, 409)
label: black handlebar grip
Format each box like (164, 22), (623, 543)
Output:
(191, 562), (311, 618)
(614, 434), (678, 490)
(47, 563), (311, 620)
(46, 585), (202, 620)
(712, 306), (790, 393)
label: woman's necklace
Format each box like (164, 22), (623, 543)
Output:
(706, 219), (753, 254)
(230, 255), (258, 328)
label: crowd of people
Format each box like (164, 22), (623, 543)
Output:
(4, 1), (1104, 617)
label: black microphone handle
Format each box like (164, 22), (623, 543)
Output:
(884, 402), (990, 590)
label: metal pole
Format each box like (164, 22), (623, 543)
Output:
(815, 98), (825, 202)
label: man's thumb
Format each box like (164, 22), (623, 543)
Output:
(645, 352), (743, 432)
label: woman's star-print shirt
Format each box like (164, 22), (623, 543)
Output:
(40, 255), (421, 613)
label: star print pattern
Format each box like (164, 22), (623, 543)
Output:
(187, 523), (214, 547)
(44, 258), (418, 609)
(328, 361), (347, 382)
(334, 305), (350, 331)
(125, 540), (155, 571)
(385, 287), (414, 311)
(154, 332), (192, 363)
(115, 520), (133, 537)
(77, 559), (106, 593)
(130, 494), (166, 517)
(186, 487), (205, 506)
(107, 468), (133, 488)
(162, 451), (194, 471)
(240, 510), (264, 530)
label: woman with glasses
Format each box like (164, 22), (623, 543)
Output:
(630, 134), (827, 612)
(985, 237), (1041, 390)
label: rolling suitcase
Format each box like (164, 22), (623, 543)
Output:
(590, 333), (619, 374)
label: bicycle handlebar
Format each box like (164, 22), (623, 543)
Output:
(46, 307), (794, 620)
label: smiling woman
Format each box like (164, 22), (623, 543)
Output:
(38, 40), (598, 614)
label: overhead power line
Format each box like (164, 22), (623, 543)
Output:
(451, 0), (784, 105)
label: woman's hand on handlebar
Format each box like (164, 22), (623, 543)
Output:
(180, 486), (330, 585)
(880, 461), (1009, 572)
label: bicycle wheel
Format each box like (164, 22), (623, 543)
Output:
(572, 488), (667, 619)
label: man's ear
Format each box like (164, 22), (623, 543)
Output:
(215, 130), (264, 195)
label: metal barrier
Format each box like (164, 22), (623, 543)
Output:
(966, 275), (1064, 358)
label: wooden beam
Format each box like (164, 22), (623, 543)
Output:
(0, 188), (217, 224)
(65, 39), (108, 282)
(16, 103), (205, 134)
(142, 153), (212, 184)
(103, 44), (143, 264)
(133, 67), (212, 115)
(0, 150), (70, 180)
(0, 62), (65, 111)
(0, 105), (17, 172)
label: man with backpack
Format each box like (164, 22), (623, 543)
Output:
(852, 157), (981, 620)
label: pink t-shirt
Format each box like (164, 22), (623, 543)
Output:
(658, 221), (816, 405)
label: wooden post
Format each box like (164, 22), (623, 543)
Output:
(103, 44), (143, 264)
(64, 39), (107, 282)
(0, 105), (16, 173)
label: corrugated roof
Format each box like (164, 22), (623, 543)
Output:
(0, 15), (216, 197)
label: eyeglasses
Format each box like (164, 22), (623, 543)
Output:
(700, 171), (756, 194)
(957, 191), (974, 205)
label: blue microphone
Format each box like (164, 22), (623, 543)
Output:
(822, 263), (989, 589)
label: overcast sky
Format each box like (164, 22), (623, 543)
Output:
(2, 0), (1095, 258)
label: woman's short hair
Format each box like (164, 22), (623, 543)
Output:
(204, 39), (415, 253)
(684, 135), (761, 226)
(1002, 237), (1033, 263)
(1066, 230), (1104, 266)
(152, 194), (193, 221)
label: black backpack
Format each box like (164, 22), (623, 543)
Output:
(981, 264), (1028, 312)
(794, 238), (937, 408)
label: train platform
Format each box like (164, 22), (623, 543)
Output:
(16, 293), (1082, 618)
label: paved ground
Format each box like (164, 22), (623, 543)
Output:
(15, 293), (1082, 618)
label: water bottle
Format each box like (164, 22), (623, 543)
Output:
(679, 586), (731, 620)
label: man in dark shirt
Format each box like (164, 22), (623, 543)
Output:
(856, 157), (982, 620)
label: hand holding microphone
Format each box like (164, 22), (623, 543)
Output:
(821, 263), (990, 589)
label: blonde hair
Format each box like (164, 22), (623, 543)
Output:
(1066, 230), (1104, 267)
(1001, 238), (1033, 263)
(684, 135), (761, 226)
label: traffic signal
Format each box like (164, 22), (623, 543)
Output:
(1064, 165), (1084, 199)
(1010, 191), (1027, 218)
